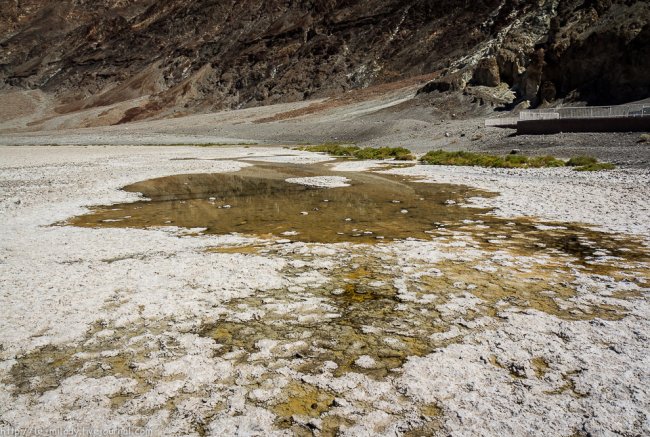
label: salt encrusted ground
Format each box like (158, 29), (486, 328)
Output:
(0, 146), (648, 436)
(378, 164), (650, 237)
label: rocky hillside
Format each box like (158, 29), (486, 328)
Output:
(1, 0), (648, 123)
(429, 0), (650, 107)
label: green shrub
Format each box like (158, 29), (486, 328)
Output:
(297, 144), (415, 161)
(566, 156), (598, 167)
(420, 150), (534, 168)
(573, 162), (616, 172)
(297, 143), (358, 157)
(503, 154), (529, 166)
(528, 155), (566, 168)
(354, 147), (414, 160)
(420, 150), (616, 170)
(420, 150), (507, 167)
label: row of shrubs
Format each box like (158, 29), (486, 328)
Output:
(298, 143), (616, 171)
(419, 150), (616, 171)
(297, 143), (415, 160)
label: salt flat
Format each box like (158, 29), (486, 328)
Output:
(0, 145), (648, 436)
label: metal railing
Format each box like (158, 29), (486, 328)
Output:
(519, 104), (650, 121)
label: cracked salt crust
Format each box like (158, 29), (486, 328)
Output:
(0, 146), (648, 436)
(382, 165), (650, 237)
(285, 176), (351, 188)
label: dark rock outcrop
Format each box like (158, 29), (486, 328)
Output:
(472, 58), (501, 88)
(421, 0), (650, 107)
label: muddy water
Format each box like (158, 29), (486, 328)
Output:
(67, 163), (495, 243)
(67, 161), (650, 268)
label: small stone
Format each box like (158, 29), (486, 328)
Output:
(508, 362), (527, 378)
(392, 200), (401, 203)
(400, 209), (409, 214)
(344, 218), (352, 222)
(223, 204), (232, 208)
(444, 199), (456, 205)
(510, 149), (520, 155)
(209, 197), (216, 200)
(300, 211), (309, 215)
(444, 132), (451, 138)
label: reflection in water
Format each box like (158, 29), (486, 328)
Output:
(67, 164), (650, 265)
(68, 164), (492, 243)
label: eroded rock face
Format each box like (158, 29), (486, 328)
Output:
(472, 57), (501, 88)
(422, 0), (650, 106)
(1, 0), (648, 120)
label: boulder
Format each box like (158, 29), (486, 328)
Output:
(540, 81), (556, 103)
(472, 57), (500, 87)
